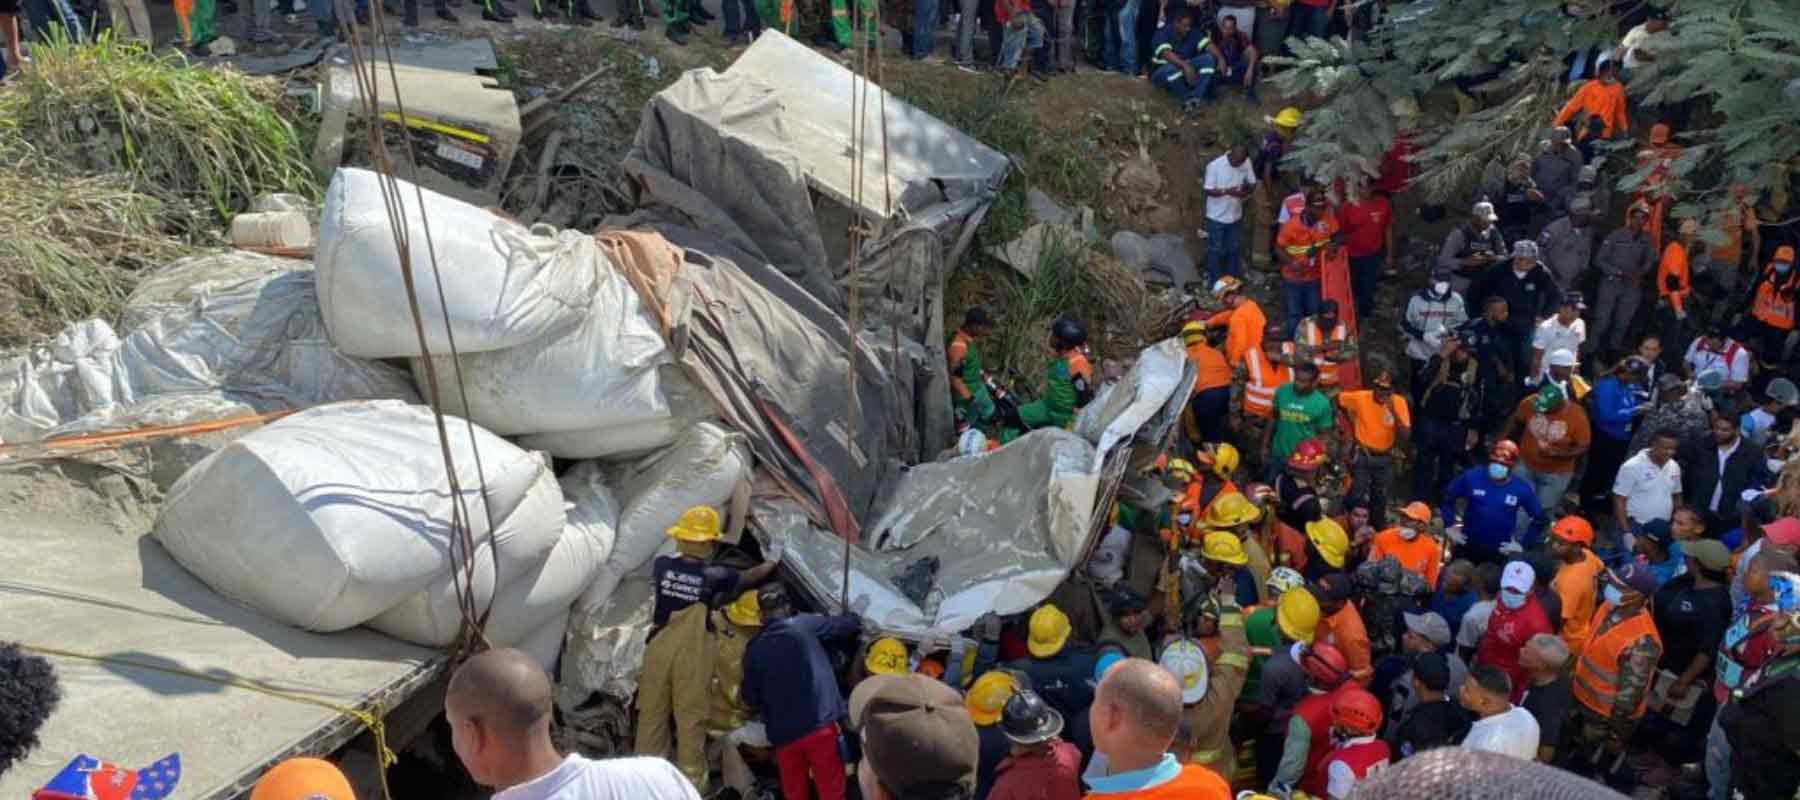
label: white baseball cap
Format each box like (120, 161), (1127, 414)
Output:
(1501, 561), (1535, 595)
(1547, 349), (1578, 368)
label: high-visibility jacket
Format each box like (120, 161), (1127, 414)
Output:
(1752, 268), (1797, 331)
(1278, 212), (1339, 284)
(1207, 301), (1269, 366)
(1084, 761), (1233, 800)
(1657, 241), (1691, 315)
(1187, 340), (1233, 393)
(1295, 316), (1350, 387)
(1552, 550), (1605, 658)
(1243, 347), (1292, 419)
(1552, 78), (1629, 140)
(1572, 604), (1663, 720)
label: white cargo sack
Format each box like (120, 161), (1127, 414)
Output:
(574, 423), (752, 613)
(153, 400), (563, 632)
(315, 168), (598, 358)
(369, 464), (619, 646)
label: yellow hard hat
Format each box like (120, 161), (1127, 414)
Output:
(1270, 106), (1303, 129)
(666, 505), (722, 542)
(966, 670), (1019, 726)
(724, 590), (761, 627)
(1027, 604), (1072, 658)
(1277, 587), (1322, 643)
(1201, 492), (1262, 529)
(1305, 517), (1349, 568)
(865, 637), (909, 675)
(1207, 443), (1240, 478)
(1181, 321), (1207, 345)
(1201, 531), (1249, 565)
(1166, 458), (1198, 481)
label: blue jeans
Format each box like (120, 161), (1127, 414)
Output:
(1281, 278), (1321, 337)
(1101, 0), (1138, 72)
(1205, 217), (1242, 284)
(1287, 1), (1328, 39)
(910, 0), (937, 57)
(997, 12), (1045, 68)
(1151, 54), (1214, 103)
(1348, 253), (1381, 321)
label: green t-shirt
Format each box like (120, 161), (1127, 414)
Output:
(1270, 383), (1333, 461)
(1243, 605), (1281, 699)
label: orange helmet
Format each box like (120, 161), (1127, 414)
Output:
(916, 657), (946, 680)
(1300, 642), (1350, 689)
(1551, 516), (1595, 547)
(1331, 687), (1385, 736)
(1287, 438), (1329, 471)
(1488, 440), (1520, 467)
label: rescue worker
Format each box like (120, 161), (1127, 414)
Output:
(1271, 641), (1354, 798)
(967, 670), (1021, 799)
(636, 506), (778, 790)
(1202, 530), (1259, 609)
(1249, 586), (1321, 789)
(1271, 439), (1330, 574)
(1276, 186), (1342, 338)
(1160, 458), (1205, 547)
(1312, 572), (1373, 685)
(1245, 566), (1309, 699)
(711, 590), (767, 800)
(865, 637), (909, 677)
(1743, 245), (1798, 369)
(1013, 318), (1094, 433)
(1163, 575), (1252, 780)
(949, 307), (998, 432)
(1338, 365), (1411, 528)
(1565, 564), (1664, 775)
(1202, 490), (1270, 603)
(1202, 275), (1267, 365)
(1545, 516), (1605, 658)
(1442, 440), (1548, 565)
(1654, 218), (1699, 360)
(1321, 687), (1391, 799)
(1366, 502), (1442, 589)
(1242, 326), (1295, 471)
(990, 689), (1083, 800)
(1184, 320), (1234, 447)
(1293, 300), (1356, 392)
(999, 605), (1097, 759)
(1302, 517), (1349, 583)
(741, 583), (860, 800)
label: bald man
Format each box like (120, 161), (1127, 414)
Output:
(446, 648), (702, 800)
(1082, 658), (1233, 800)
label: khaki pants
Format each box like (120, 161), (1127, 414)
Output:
(636, 605), (716, 791)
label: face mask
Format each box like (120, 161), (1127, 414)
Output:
(1399, 526), (1420, 541)
(1499, 590), (1527, 610)
(1432, 281), (1451, 296)
(1772, 458), (1788, 474)
(1603, 585), (1624, 606)
(1514, 268), (1530, 279)
(1487, 463), (1510, 481)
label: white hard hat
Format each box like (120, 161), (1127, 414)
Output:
(1158, 638), (1210, 704)
(958, 428), (989, 457)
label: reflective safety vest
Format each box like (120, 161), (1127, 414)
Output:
(1752, 271), (1797, 331)
(1243, 346), (1292, 419)
(1295, 317), (1349, 387)
(1572, 604), (1662, 719)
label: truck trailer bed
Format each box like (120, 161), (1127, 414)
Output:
(0, 510), (444, 799)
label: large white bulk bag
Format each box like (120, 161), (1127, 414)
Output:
(574, 423), (750, 613)
(369, 466), (618, 647)
(315, 168), (598, 359)
(518, 609), (572, 673)
(153, 400), (563, 632)
(510, 369), (715, 460)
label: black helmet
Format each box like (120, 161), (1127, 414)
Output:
(1000, 689), (1064, 745)
(1106, 585), (1148, 616)
(1052, 318), (1088, 348)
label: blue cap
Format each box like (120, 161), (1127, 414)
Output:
(1093, 651), (1125, 683)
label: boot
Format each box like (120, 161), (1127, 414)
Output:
(666, 20), (690, 42)
(481, 3), (511, 20)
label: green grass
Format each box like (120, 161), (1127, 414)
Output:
(0, 31), (319, 222)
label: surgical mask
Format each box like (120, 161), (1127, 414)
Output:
(1514, 268), (1530, 279)
(1432, 281), (1451, 297)
(1499, 590), (1527, 610)
(1772, 458), (1788, 474)
(1400, 526), (1420, 541)
(1487, 463), (1510, 481)
(1777, 262), (1793, 275)
(1603, 585), (1625, 607)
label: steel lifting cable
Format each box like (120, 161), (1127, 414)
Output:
(339, 13), (499, 660)
(840, 0), (866, 610)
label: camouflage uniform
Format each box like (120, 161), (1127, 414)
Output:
(1561, 606), (1663, 774)
(1354, 556), (1431, 657)
(1180, 600), (1254, 777)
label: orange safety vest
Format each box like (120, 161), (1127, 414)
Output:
(1571, 605), (1663, 719)
(1187, 341), (1234, 393)
(1752, 271), (1797, 331)
(1294, 317), (1349, 387)
(1243, 347), (1292, 419)
(1092, 763), (1234, 800)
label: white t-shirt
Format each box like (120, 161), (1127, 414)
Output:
(1086, 524), (1132, 587)
(1685, 339), (1751, 385)
(1204, 154), (1257, 224)
(1532, 317), (1586, 357)
(1620, 24), (1653, 70)
(1462, 705), (1541, 760)
(1457, 599), (1495, 650)
(1612, 450), (1682, 524)
(495, 756), (702, 800)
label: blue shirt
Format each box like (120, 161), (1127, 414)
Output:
(1431, 587), (1478, 640)
(741, 613), (859, 746)
(1643, 541), (1685, 588)
(1149, 25), (1206, 66)
(1441, 467), (1547, 550)
(1588, 376), (1640, 441)
(1083, 753), (1183, 794)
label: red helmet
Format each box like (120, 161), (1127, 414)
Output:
(1300, 642), (1350, 689)
(1488, 440), (1520, 467)
(1287, 438), (1329, 472)
(1331, 687), (1384, 736)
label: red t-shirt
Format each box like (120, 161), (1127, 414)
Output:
(1374, 135), (1415, 195)
(1339, 195), (1392, 259)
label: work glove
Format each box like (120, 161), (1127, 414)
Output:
(1446, 525), (1467, 546)
(1498, 540), (1524, 556)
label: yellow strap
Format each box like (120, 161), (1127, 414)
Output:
(1218, 652), (1251, 670)
(1191, 748), (1222, 763)
(21, 643), (402, 800)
